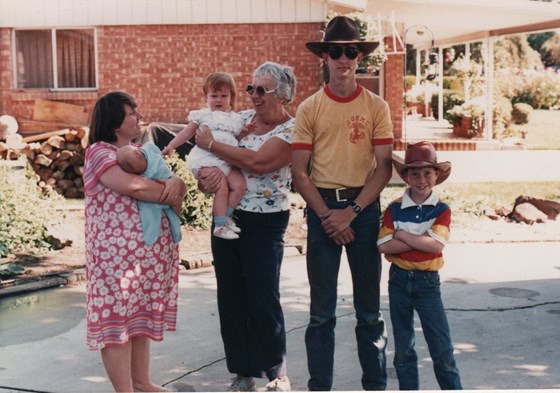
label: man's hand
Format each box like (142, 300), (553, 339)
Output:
(321, 208), (356, 245)
(330, 226), (356, 245)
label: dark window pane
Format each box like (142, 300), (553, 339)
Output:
(15, 30), (53, 88)
(56, 29), (95, 88)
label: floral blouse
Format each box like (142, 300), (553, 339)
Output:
(236, 109), (294, 213)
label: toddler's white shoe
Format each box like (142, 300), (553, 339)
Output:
(213, 225), (239, 240)
(226, 217), (241, 233)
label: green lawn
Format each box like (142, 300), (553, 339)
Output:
(511, 109), (560, 150)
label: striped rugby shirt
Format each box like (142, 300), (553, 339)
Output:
(377, 188), (451, 271)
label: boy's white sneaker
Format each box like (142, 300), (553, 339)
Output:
(213, 225), (239, 240)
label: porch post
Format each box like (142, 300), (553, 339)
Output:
(437, 46), (443, 121)
(484, 36), (495, 141)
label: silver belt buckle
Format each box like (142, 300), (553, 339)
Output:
(335, 187), (347, 202)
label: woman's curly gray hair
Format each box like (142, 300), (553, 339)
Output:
(253, 62), (297, 105)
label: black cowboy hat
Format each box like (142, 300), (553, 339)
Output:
(306, 15), (379, 58)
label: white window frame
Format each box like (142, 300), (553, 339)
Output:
(12, 27), (98, 92)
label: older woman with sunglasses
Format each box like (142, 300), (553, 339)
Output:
(195, 61), (296, 392)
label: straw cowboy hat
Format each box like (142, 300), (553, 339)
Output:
(393, 141), (452, 185)
(305, 15), (379, 58)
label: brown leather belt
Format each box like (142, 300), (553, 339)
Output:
(317, 187), (362, 201)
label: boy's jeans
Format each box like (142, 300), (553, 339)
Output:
(305, 199), (387, 391)
(389, 264), (463, 390)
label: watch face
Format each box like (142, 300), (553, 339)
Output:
(352, 203), (362, 213)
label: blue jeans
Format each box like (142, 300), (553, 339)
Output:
(212, 210), (289, 379)
(305, 198), (387, 391)
(389, 264), (462, 390)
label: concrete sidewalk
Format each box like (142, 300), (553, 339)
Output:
(1, 242), (560, 392)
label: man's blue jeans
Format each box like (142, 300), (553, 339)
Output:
(305, 198), (387, 391)
(389, 264), (462, 390)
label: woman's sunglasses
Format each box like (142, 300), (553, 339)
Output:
(246, 84), (276, 97)
(327, 45), (360, 60)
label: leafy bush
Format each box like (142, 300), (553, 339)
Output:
(442, 76), (462, 91)
(432, 90), (464, 120)
(0, 161), (65, 258)
(164, 153), (213, 229)
(446, 101), (485, 127)
(493, 95), (513, 138)
(509, 69), (560, 109)
(404, 75), (417, 90)
(511, 102), (533, 124)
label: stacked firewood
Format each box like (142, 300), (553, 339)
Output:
(0, 127), (88, 198)
(0, 99), (90, 198)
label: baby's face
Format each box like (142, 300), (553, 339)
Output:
(117, 146), (147, 174)
(207, 86), (232, 112)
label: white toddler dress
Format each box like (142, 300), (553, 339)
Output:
(186, 108), (243, 176)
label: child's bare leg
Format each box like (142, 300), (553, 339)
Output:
(222, 168), (246, 234)
(226, 167), (247, 212)
(212, 171), (229, 219)
(212, 168), (239, 240)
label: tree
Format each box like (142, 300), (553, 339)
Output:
(540, 33), (560, 68)
(494, 35), (543, 71)
(527, 31), (554, 52)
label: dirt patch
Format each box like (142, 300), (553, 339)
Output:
(0, 199), (309, 287)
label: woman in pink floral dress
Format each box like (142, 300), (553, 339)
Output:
(84, 91), (186, 392)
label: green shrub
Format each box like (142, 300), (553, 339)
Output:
(0, 161), (65, 258)
(442, 76), (462, 91)
(510, 69), (560, 109)
(164, 153), (213, 229)
(493, 95), (513, 138)
(511, 102), (533, 124)
(432, 90), (464, 120)
(404, 75), (417, 90)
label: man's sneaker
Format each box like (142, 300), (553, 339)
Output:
(265, 376), (291, 391)
(228, 375), (256, 392)
(226, 217), (241, 233)
(213, 225), (239, 240)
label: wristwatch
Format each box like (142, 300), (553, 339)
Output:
(350, 202), (362, 215)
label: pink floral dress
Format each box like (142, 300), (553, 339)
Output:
(83, 142), (179, 350)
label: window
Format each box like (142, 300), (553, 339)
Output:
(14, 28), (96, 90)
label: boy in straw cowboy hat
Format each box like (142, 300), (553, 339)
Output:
(377, 141), (463, 390)
(292, 15), (393, 391)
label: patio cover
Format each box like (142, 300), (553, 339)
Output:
(329, 0), (560, 141)
(330, 0), (560, 48)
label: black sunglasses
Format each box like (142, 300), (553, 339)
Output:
(246, 84), (276, 97)
(327, 45), (360, 60)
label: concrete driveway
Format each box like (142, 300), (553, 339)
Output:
(1, 241), (560, 392)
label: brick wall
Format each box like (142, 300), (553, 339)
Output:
(383, 37), (404, 139)
(0, 23), (404, 136)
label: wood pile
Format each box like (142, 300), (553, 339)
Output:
(0, 99), (90, 198)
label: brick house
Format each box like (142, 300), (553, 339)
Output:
(0, 0), (404, 139)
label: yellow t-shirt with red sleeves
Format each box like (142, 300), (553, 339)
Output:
(293, 84), (394, 188)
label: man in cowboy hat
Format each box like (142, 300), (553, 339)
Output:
(377, 141), (462, 390)
(292, 15), (394, 391)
